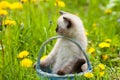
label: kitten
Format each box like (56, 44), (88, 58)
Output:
(40, 11), (88, 75)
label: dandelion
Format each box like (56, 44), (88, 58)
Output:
(0, 1), (11, 9)
(84, 72), (94, 78)
(40, 55), (47, 61)
(2, 19), (16, 26)
(92, 23), (97, 27)
(88, 47), (95, 54)
(105, 9), (112, 14)
(20, 58), (33, 68)
(31, 0), (37, 3)
(98, 63), (105, 70)
(105, 39), (111, 43)
(93, 66), (100, 71)
(99, 42), (110, 48)
(94, 64), (106, 77)
(102, 54), (109, 61)
(55, 0), (65, 7)
(17, 51), (29, 59)
(100, 71), (105, 77)
(10, 2), (23, 10)
(85, 32), (89, 36)
(0, 9), (8, 16)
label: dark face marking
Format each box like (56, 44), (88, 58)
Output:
(67, 20), (72, 29)
(63, 17), (72, 29)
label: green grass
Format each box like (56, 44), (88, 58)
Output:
(0, 0), (120, 80)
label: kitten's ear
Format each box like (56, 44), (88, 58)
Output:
(63, 17), (70, 22)
(63, 17), (72, 28)
(59, 11), (67, 15)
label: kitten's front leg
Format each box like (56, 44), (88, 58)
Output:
(40, 40), (60, 67)
(33, 51), (56, 68)
(40, 53), (56, 67)
(34, 40), (60, 68)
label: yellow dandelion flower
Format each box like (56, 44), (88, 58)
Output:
(85, 32), (89, 36)
(20, 58), (33, 68)
(17, 51), (29, 59)
(88, 47), (95, 54)
(105, 43), (110, 47)
(2, 19), (16, 26)
(0, 1), (11, 9)
(55, 0), (65, 7)
(102, 54), (109, 61)
(40, 55), (47, 61)
(92, 23), (97, 27)
(21, 0), (28, 3)
(105, 39), (111, 43)
(93, 67), (100, 71)
(31, 0), (37, 3)
(10, 2), (23, 10)
(84, 72), (94, 78)
(0, 9), (8, 16)
(105, 9), (112, 14)
(99, 42), (110, 48)
(100, 71), (105, 77)
(98, 63), (105, 70)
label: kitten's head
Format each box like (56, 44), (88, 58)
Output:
(56, 11), (80, 37)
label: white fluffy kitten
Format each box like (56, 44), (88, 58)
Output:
(40, 11), (88, 75)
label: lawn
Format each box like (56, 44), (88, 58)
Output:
(0, 0), (120, 80)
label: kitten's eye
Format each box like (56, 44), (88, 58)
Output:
(67, 21), (71, 29)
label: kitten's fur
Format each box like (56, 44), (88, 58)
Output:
(40, 11), (88, 75)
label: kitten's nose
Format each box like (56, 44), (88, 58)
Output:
(56, 26), (59, 32)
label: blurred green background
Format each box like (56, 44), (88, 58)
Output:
(0, 0), (120, 80)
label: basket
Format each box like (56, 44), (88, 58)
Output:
(36, 35), (92, 80)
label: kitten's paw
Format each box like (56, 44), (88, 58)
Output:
(33, 60), (47, 69)
(33, 62), (44, 69)
(40, 60), (48, 68)
(57, 70), (65, 75)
